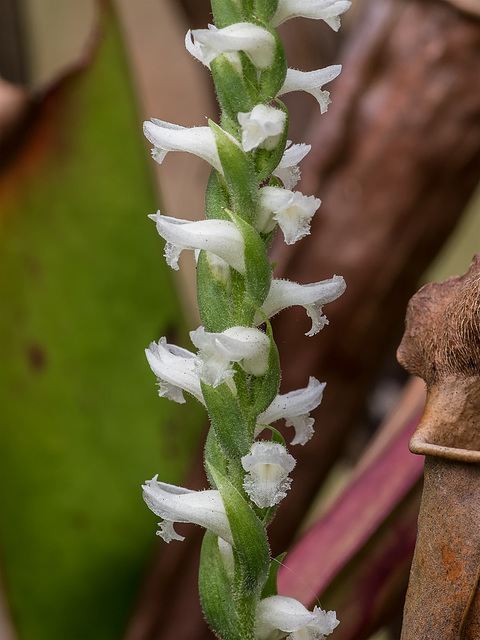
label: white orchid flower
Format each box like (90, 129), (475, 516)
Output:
(273, 141), (311, 189)
(241, 442), (296, 508)
(257, 275), (346, 336)
(187, 22), (276, 70)
(237, 105), (287, 152)
(258, 186), (321, 245)
(279, 66), (342, 113)
(145, 338), (204, 405)
(143, 119), (227, 171)
(257, 377), (326, 445)
(190, 326), (271, 387)
(255, 595), (339, 640)
(271, 0), (352, 31)
(142, 476), (233, 545)
(149, 212), (245, 273)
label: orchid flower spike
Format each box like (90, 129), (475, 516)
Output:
(255, 595), (339, 640)
(142, 476), (233, 545)
(190, 326), (271, 387)
(149, 212), (245, 273)
(279, 66), (342, 114)
(258, 186), (321, 245)
(241, 441), (296, 508)
(145, 338), (204, 405)
(273, 141), (311, 189)
(237, 105), (287, 152)
(271, 0), (352, 31)
(257, 377), (326, 445)
(257, 275), (346, 336)
(187, 23), (276, 70)
(143, 119), (227, 171)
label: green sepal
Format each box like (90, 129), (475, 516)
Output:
(211, 0), (243, 28)
(254, 100), (289, 182)
(204, 428), (229, 487)
(202, 381), (250, 460)
(199, 531), (244, 640)
(197, 250), (233, 332)
(226, 209), (272, 307)
(210, 121), (258, 224)
(254, 0), (279, 21)
(207, 462), (270, 595)
(258, 22), (287, 101)
(247, 316), (281, 419)
(260, 552), (287, 599)
(205, 170), (231, 221)
(211, 55), (254, 122)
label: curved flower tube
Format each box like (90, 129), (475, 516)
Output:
(237, 105), (287, 152)
(190, 326), (271, 387)
(149, 212), (245, 272)
(241, 441), (296, 508)
(255, 595), (339, 640)
(257, 377), (326, 445)
(271, 0), (352, 31)
(273, 141), (311, 190)
(187, 23), (276, 69)
(258, 186), (321, 245)
(257, 275), (346, 336)
(143, 119), (226, 171)
(142, 476), (233, 545)
(279, 66), (342, 114)
(145, 338), (204, 405)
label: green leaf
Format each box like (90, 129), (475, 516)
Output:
(248, 317), (281, 418)
(211, 55), (254, 122)
(258, 22), (287, 101)
(261, 552), (287, 598)
(210, 121), (258, 224)
(205, 170), (232, 221)
(211, 0), (243, 27)
(207, 462), (270, 597)
(197, 250), (234, 332)
(254, 0), (279, 21)
(199, 531), (244, 640)
(0, 12), (205, 640)
(202, 381), (250, 460)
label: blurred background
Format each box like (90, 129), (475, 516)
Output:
(1, 1), (479, 639)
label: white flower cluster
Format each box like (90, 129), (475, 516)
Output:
(142, 1), (350, 637)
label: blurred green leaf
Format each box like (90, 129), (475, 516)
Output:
(0, 10), (205, 640)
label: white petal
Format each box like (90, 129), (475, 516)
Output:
(142, 477), (234, 545)
(191, 23), (276, 69)
(255, 595), (339, 640)
(143, 120), (223, 172)
(237, 104), (286, 152)
(279, 66), (342, 113)
(145, 338), (204, 405)
(149, 212), (245, 273)
(257, 377), (326, 445)
(273, 141), (311, 189)
(259, 186), (321, 245)
(242, 442), (296, 508)
(257, 275), (346, 336)
(271, 0), (351, 30)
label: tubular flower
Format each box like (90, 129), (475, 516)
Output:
(257, 275), (346, 336)
(145, 338), (204, 405)
(190, 326), (271, 387)
(257, 377), (326, 445)
(143, 119), (227, 171)
(149, 212), (245, 272)
(237, 105), (287, 152)
(241, 442), (296, 508)
(271, 0), (352, 31)
(142, 476), (234, 545)
(255, 595), (339, 640)
(258, 186), (321, 245)
(279, 66), (342, 113)
(273, 141), (311, 190)
(188, 23), (276, 69)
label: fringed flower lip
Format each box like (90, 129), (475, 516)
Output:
(257, 376), (326, 445)
(242, 441), (296, 508)
(142, 476), (233, 545)
(273, 141), (311, 189)
(237, 104), (287, 153)
(255, 594), (340, 640)
(271, 0), (352, 31)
